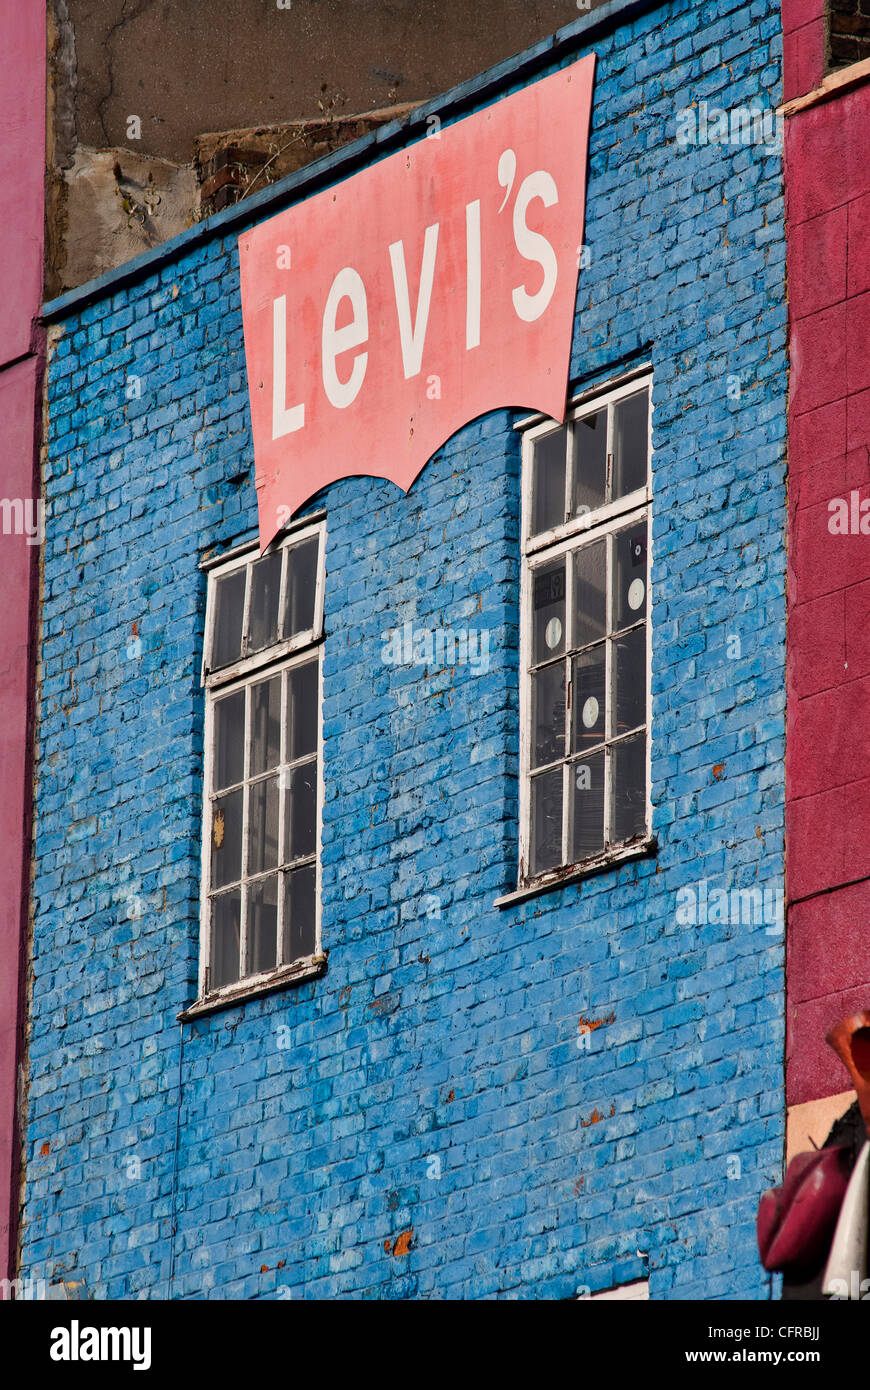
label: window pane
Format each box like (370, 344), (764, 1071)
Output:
(613, 733), (647, 843)
(573, 540), (606, 650)
(285, 761), (317, 862)
(530, 766), (563, 875)
(571, 409), (607, 518)
(572, 644), (606, 750)
(210, 889), (241, 989)
(532, 560), (566, 664)
(283, 863), (316, 962)
(213, 689), (245, 791)
(288, 661), (318, 760)
(615, 626), (646, 735)
(284, 537), (319, 639)
(530, 427), (567, 535)
(612, 390), (648, 500)
(531, 662), (566, 769)
(211, 788), (243, 888)
(211, 568), (246, 670)
(248, 775), (279, 875)
(248, 874), (278, 976)
(250, 676), (281, 777)
(570, 750), (605, 862)
(614, 522), (648, 631)
(248, 552), (282, 654)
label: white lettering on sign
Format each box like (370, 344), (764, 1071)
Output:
(389, 223), (440, 379)
(239, 56), (596, 549)
(272, 295), (305, 439)
(512, 170), (559, 322)
(321, 266), (369, 410)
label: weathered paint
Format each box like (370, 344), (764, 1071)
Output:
(0, 0), (45, 1282)
(783, 0), (870, 1106)
(21, 0), (787, 1299)
(239, 59), (595, 548)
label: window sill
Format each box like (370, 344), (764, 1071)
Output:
(779, 55), (870, 117)
(178, 952), (328, 1021)
(494, 835), (657, 909)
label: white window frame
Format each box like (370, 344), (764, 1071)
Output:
(183, 519), (327, 1018)
(514, 370), (654, 898)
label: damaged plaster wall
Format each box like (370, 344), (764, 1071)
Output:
(46, 0), (599, 295)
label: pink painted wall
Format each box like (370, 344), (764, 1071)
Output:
(782, 0), (826, 102)
(784, 0), (870, 1103)
(0, 1), (45, 1280)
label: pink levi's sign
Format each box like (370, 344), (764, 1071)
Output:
(238, 56), (596, 550)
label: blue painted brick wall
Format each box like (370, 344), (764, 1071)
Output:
(20, 0), (787, 1300)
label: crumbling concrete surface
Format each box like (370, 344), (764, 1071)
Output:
(53, 147), (198, 293)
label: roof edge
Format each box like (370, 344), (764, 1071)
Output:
(41, 0), (660, 324)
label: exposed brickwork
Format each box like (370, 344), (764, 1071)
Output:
(20, 0), (787, 1299)
(829, 0), (870, 68)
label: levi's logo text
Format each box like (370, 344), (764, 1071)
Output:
(238, 58), (596, 549)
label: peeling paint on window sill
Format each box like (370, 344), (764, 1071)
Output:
(178, 953), (328, 1021)
(494, 836), (658, 909)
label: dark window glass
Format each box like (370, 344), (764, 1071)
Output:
(250, 676), (281, 777)
(571, 409), (607, 517)
(614, 522), (647, 631)
(615, 627), (646, 735)
(612, 390), (648, 500)
(288, 661), (318, 760)
(613, 734), (646, 843)
(570, 750), (605, 862)
(285, 762), (317, 862)
(210, 889), (240, 989)
(532, 663), (566, 769)
(248, 875), (278, 975)
(211, 788), (243, 889)
(532, 560), (566, 663)
(248, 552), (282, 654)
(284, 537), (319, 639)
(530, 767), (563, 875)
(211, 569), (246, 669)
(573, 540), (606, 650)
(248, 776), (279, 876)
(531, 427), (567, 535)
(213, 690), (245, 791)
(284, 864), (316, 962)
(572, 644), (606, 750)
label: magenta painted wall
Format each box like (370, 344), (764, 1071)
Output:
(0, 1), (45, 1280)
(784, 0), (870, 1104)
